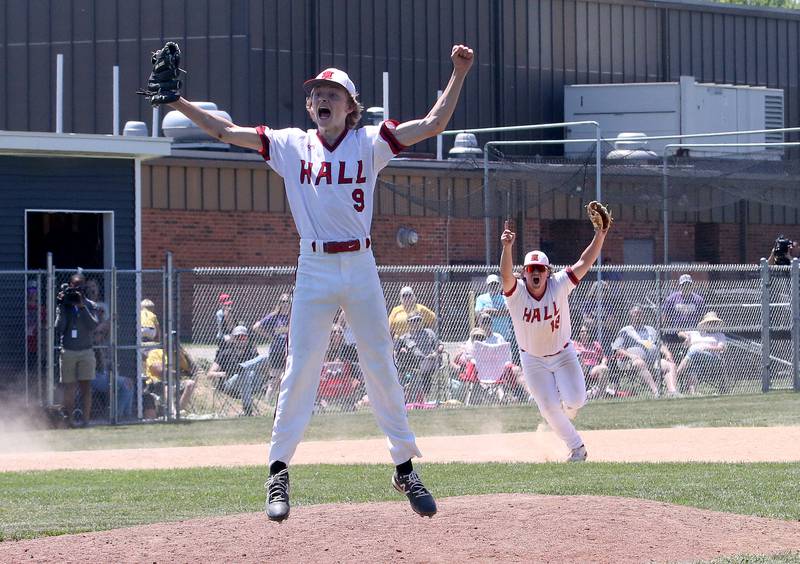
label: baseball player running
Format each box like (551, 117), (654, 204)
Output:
(139, 42), (474, 521)
(499, 203), (612, 462)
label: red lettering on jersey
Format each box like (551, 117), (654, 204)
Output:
(355, 160), (367, 184)
(523, 308), (532, 323)
(544, 305), (553, 321)
(315, 161), (332, 185)
(532, 308), (541, 322)
(553, 302), (559, 317)
(338, 161), (353, 184)
(300, 160), (313, 184)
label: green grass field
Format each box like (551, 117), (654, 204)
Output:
(10, 391), (800, 452)
(2, 390), (800, 563)
(1, 462), (799, 541)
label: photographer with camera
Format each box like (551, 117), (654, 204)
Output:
(55, 272), (100, 427)
(768, 235), (798, 266)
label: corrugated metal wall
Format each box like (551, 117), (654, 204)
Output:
(0, 156), (136, 269)
(2, 0), (799, 148)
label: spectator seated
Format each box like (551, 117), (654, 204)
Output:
(316, 360), (362, 411)
(464, 340), (521, 405)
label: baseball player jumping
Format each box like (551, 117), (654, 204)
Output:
(139, 42), (474, 521)
(499, 203), (612, 462)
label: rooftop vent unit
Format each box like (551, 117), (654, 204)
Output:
(565, 76), (784, 158)
(606, 132), (657, 160)
(448, 132), (483, 159)
(162, 102), (232, 149)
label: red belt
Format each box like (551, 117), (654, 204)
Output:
(312, 238), (371, 254)
(542, 342), (570, 358)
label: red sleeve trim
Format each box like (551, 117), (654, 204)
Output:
(255, 125), (270, 161)
(503, 280), (518, 297)
(566, 267), (580, 286)
(379, 119), (407, 155)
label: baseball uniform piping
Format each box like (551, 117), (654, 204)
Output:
(255, 125), (271, 161)
(503, 280), (517, 297)
(566, 267), (580, 286)
(317, 128), (349, 152)
(380, 119), (406, 155)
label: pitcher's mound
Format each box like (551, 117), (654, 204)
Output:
(4, 494), (800, 563)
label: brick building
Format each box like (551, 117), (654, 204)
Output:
(141, 148), (797, 268)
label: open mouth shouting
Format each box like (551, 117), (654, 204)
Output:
(317, 106), (332, 121)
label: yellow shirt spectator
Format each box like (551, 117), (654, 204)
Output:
(145, 348), (193, 385)
(141, 299), (161, 342)
(388, 287), (437, 337)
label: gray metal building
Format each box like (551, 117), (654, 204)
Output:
(2, 0), (800, 154)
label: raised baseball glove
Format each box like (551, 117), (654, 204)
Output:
(137, 41), (184, 106)
(586, 200), (613, 231)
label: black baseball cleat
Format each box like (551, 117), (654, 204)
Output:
(392, 470), (437, 517)
(265, 469), (290, 522)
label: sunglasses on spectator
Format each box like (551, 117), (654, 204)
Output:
(401, 293), (413, 299)
(524, 265), (548, 273)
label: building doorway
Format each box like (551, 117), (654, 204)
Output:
(26, 211), (114, 270)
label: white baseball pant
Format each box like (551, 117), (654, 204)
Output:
(520, 342), (587, 450)
(268, 240), (422, 466)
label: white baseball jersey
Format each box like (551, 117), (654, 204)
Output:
(504, 268), (580, 357)
(255, 121), (404, 240)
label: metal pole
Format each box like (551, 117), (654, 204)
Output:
(109, 267), (118, 423)
(152, 106), (160, 138)
(792, 257), (799, 392)
(382, 72), (389, 121)
(436, 89), (443, 160)
(113, 65), (120, 135)
(136, 268), (143, 420)
(166, 251), (175, 419)
(56, 54), (64, 134)
(24, 274), (30, 405)
(760, 258), (771, 393)
(483, 145), (492, 265)
(662, 152), (669, 264)
(595, 126), (603, 344)
(36, 272), (43, 404)
(46, 253), (56, 406)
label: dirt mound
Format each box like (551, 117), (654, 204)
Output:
(3, 494), (800, 563)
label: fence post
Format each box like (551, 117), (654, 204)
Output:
(792, 257), (799, 392)
(109, 266), (118, 424)
(46, 253), (56, 406)
(36, 272), (44, 404)
(165, 251), (176, 420)
(760, 258), (771, 393)
(433, 270), (441, 336)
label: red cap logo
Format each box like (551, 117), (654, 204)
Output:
(320, 70), (334, 79)
(531, 253), (539, 261)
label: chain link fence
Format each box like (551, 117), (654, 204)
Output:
(4, 260), (798, 425)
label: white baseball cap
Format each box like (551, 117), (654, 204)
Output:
(303, 68), (358, 98)
(485, 274), (501, 285)
(231, 325), (248, 337)
(523, 250), (550, 267)
(679, 274), (693, 285)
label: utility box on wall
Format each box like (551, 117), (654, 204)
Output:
(564, 76), (784, 157)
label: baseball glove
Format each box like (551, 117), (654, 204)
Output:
(586, 200), (613, 231)
(137, 41), (184, 106)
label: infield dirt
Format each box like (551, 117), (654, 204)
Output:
(2, 426), (800, 563)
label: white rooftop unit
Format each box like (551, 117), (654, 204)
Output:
(564, 76), (784, 157)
